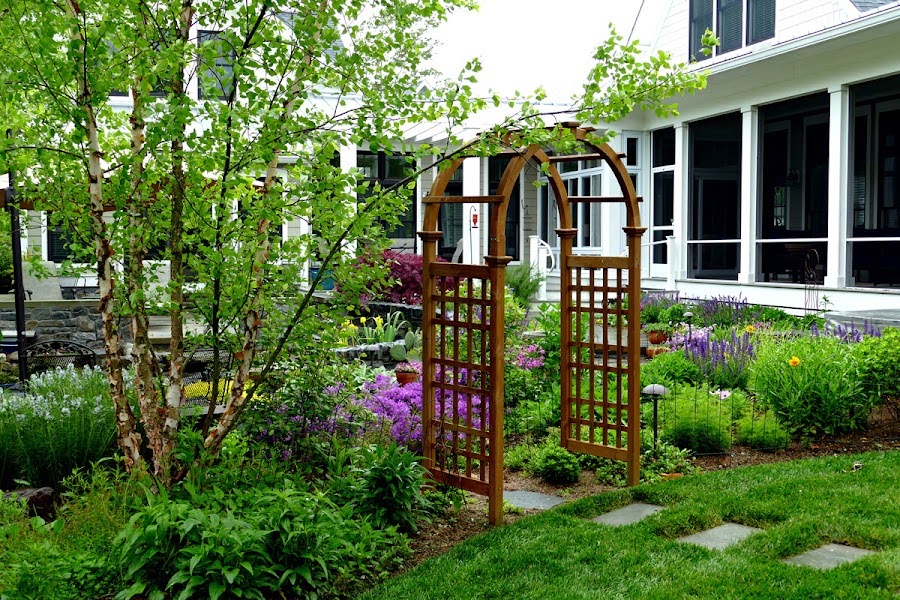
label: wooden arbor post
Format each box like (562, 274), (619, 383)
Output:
(418, 155), (518, 526)
(550, 127), (647, 487)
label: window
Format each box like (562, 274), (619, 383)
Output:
(688, 113), (742, 280)
(537, 154), (603, 252)
(689, 0), (775, 60)
(438, 166), (463, 261)
(848, 74), (900, 287)
(651, 128), (676, 266)
(487, 156), (521, 260)
(690, 0), (714, 60)
(357, 151), (416, 240)
(757, 93), (829, 284)
(47, 224), (74, 263)
(198, 31), (235, 100)
(748, 0), (776, 44)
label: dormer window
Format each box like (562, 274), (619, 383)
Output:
(690, 0), (775, 60)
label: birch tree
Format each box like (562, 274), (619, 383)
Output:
(0, 0), (709, 484)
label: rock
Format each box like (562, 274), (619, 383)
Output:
(4, 487), (55, 519)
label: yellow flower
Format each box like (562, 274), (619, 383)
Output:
(788, 356), (801, 367)
(360, 316), (367, 325)
(375, 316), (384, 329)
(745, 324), (756, 333)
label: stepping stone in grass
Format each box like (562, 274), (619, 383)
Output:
(677, 523), (762, 550)
(783, 544), (877, 570)
(504, 490), (565, 510)
(592, 503), (665, 526)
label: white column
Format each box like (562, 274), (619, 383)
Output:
(673, 123), (688, 279)
(462, 157), (481, 264)
(739, 106), (758, 284)
(600, 161), (620, 255)
(339, 143), (358, 257)
(825, 85), (850, 288)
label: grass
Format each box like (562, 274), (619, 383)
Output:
(360, 451), (900, 599)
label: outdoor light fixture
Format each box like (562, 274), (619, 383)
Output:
(683, 311), (694, 341)
(640, 384), (670, 449)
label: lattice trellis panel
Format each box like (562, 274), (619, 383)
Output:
(423, 263), (496, 496)
(561, 259), (634, 459)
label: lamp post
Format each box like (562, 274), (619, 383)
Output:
(640, 383), (670, 449)
(4, 174), (28, 383)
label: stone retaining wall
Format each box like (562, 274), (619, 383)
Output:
(0, 301), (132, 352)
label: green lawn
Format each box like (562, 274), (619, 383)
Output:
(360, 451), (900, 599)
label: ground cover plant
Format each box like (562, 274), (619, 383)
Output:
(0, 365), (119, 488)
(360, 451), (900, 600)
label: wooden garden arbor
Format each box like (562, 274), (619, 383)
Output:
(419, 125), (645, 525)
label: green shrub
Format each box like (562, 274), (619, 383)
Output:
(505, 364), (544, 409)
(736, 414), (791, 451)
(641, 442), (698, 482)
(0, 365), (118, 488)
(656, 387), (737, 454)
(594, 457), (627, 486)
(532, 444), (581, 485)
(853, 327), (900, 402)
(347, 443), (431, 533)
(640, 350), (702, 387)
(506, 383), (561, 436)
(750, 335), (871, 437)
(115, 476), (409, 600)
(505, 263), (545, 305)
(505, 441), (539, 471)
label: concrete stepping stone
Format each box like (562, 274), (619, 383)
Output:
(783, 544), (877, 570)
(592, 502), (665, 526)
(677, 523), (762, 550)
(504, 490), (565, 510)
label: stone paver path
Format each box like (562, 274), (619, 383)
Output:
(677, 523), (762, 550)
(783, 544), (877, 570)
(592, 503), (665, 526)
(504, 490), (565, 510)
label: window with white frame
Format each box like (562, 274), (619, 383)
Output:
(538, 155), (602, 251)
(651, 128), (676, 266)
(689, 0), (775, 61)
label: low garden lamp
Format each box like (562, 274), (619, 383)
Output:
(641, 384), (670, 449)
(683, 311), (694, 341)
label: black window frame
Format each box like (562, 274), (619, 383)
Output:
(357, 151), (417, 240)
(690, 0), (775, 60)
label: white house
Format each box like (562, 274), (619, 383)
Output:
(9, 0), (900, 317)
(416, 0), (900, 315)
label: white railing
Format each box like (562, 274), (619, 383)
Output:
(529, 236), (557, 301)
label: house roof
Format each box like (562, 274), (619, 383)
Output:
(850, 0), (897, 12)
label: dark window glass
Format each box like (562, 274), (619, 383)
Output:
(653, 171), (674, 228)
(487, 156), (520, 260)
(652, 230), (669, 264)
(747, 0), (775, 44)
(47, 225), (73, 263)
(357, 151), (416, 240)
(652, 128), (676, 167)
(198, 31), (235, 100)
(688, 112), (742, 280)
(757, 93), (829, 245)
(690, 0), (714, 60)
(625, 137), (638, 166)
(717, 0), (743, 53)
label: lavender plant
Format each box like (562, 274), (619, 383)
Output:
(683, 328), (756, 390)
(694, 294), (761, 329)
